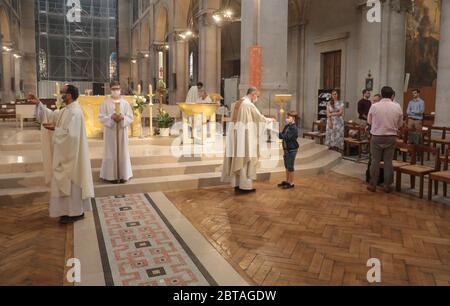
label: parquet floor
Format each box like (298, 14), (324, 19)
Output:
(0, 201), (72, 286)
(167, 173), (450, 286)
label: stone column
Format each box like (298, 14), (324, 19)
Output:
(240, 0), (289, 109)
(435, 0), (450, 126)
(386, 5), (406, 108)
(198, 0), (221, 94)
(20, 0), (37, 95)
(2, 52), (13, 102)
(118, 0), (131, 90)
(357, 1), (406, 107)
(174, 38), (188, 103)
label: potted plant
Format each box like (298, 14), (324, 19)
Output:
(157, 110), (174, 137)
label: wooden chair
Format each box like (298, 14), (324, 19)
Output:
(396, 146), (440, 199)
(344, 122), (369, 161)
(430, 126), (450, 155)
(429, 150), (450, 200)
(378, 142), (415, 187)
(303, 120), (326, 145)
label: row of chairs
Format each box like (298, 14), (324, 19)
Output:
(382, 142), (450, 200)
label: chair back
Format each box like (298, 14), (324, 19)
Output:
(395, 142), (417, 164)
(345, 122), (366, 140)
(431, 126), (447, 140)
(444, 149), (450, 171)
(312, 120), (326, 133)
(416, 145), (440, 169)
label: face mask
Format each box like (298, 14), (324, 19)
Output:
(111, 90), (121, 98)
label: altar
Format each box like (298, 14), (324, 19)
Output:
(78, 96), (142, 138)
(178, 103), (219, 145)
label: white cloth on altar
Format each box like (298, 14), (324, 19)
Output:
(221, 97), (271, 190)
(35, 101), (94, 218)
(98, 97), (134, 181)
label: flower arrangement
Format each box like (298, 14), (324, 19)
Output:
(157, 109), (174, 129)
(132, 94), (148, 113)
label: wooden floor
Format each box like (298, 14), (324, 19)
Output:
(0, 201), (72, 286)
(167, 173), (450, 286)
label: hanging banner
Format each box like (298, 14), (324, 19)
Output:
(249, 45), (262, 89)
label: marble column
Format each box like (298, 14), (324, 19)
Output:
(435, 0), (450, 126)
(240, 0), (289, 109)
(198, 0), (221, 94)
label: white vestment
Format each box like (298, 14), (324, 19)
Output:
(98, 97), (134, 181)
(221, 97), (271, 190)
(186, 86), (200, 103)
(199, 95), (213, 103)
(36, 101), (94, 218)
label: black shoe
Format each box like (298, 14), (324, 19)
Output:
(278, 181), (289, 188)
(67, 213), (85, 223)
(236, 188), (256, 194)
(282, 184), (295, 190)
(59, 216), (71, 224)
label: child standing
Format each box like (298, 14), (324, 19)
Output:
(278, 112), (300, 189)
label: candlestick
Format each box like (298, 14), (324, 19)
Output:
(149, 84), (153, 99)
(137, 84), (142, 95)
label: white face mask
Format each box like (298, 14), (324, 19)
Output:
(111, 90), (121, 98)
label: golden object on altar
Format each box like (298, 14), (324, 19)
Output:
(273, 94), (293, 130)
(178, 103), (220, 145)
(78, 96), (142, 138)
(209, 93), (223, 104)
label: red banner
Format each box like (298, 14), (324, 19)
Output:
(249, 45), (262, 89)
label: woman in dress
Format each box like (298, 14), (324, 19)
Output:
(325, 90), (345, 152)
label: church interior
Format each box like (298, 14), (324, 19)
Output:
(1, 0), (450, 288)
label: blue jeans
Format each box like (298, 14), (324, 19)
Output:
(284, 150), (298, 172)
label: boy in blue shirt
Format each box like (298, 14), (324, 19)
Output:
(278, 112), (300, 189)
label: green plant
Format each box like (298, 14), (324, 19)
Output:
(157, 110), (174, 129)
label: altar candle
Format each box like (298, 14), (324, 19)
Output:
(56, 82), (60, 96)
(137, 84), (141, 95)
(149, 84), (153, 104)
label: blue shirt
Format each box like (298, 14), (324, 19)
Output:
(407, 98), (425, 120)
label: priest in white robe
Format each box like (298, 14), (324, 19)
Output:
(199, 89), (213, 103)
(30, 84), (94, 224)
(99, 81), (134, 183)
(222, 87), (274, 194)
(186, 82), (204, 103)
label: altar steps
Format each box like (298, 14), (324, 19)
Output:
(0, 139), (342, 205)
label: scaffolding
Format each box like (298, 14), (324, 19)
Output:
(35, 0), (118, 83)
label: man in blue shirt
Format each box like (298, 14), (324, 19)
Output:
(407, 89), (425, 131)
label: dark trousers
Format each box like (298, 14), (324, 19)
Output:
(369, 136), (397, 189)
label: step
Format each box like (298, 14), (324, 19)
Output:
(0, 135), (182, 151)
(0, 139), (317, 174)
(0, 145), (330, 188)
(0, 151), (342, 205)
